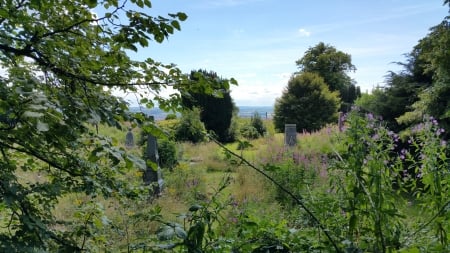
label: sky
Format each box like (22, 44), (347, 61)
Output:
(124, 0), (449, 106)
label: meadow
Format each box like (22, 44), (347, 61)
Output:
(42, 110), (449, 252)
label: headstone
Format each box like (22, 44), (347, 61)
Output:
(338, 112), (344, 132)
(143, 117), (163, 196)
(125, 127), (134, 148)
(284, 124), (297, 146)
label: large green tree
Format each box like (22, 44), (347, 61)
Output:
(181, 69), (238, 143)
(397, 16), (450, 136)
(273, 72), (340, 132)
(296, 42), (359, 111)
(0, 1), (226, 251)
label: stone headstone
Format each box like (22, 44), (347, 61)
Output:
(143, 117), (163, 196)
(125, 128), (134, 148)
(284, 124), (297, 146)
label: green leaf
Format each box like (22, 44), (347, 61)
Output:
(157, 225), (175, 241)
(85, 0), (98, 8)
(189, 204), (202, 212)
(174, 226), (187, 239)
(136, 0), (144, 8)
(176, 12), (188, 21)
(36, 120), (49, 132)
(144, 0), (152, 7)
(171, 20), (180, 31)
(23, 111), (43, 118)
(0, 9), (9, 18)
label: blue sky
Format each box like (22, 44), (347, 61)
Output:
(127, 0), (448, 106)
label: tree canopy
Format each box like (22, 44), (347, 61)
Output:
(296, 42), (359, 111)
(0, 1), (230, 251)
(357, 14), (450, 137)
(181, 70), (238, 143)
(273, 72), (340, 133)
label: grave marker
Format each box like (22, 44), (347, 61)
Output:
(284, 124), (297, 146)
(143, 116), (163, 196)
(125, 127), (134, 148)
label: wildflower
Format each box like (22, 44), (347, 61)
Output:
(441, 140), (447, 147)
(402, 169), (408, 177)
(436, 128), (445, 136)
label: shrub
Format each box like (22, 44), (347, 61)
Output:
(240, 125), (260, 140)
(158, 139), (178, 170)
(165, 113), (177, 120)
(250, 112), (266, 136)
(174, 108), (206, 143)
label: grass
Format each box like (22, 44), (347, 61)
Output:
(12, 117), (442, 251)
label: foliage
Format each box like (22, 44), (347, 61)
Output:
(329, 110), (450, 252)
(0, 0), (239, 250)
(182, 69), (239, 143)
(240, 125), (260, 140)
(165, 113), (177, 120)
(158, 138), (178, 170)
(174, 108), (207, 143)
(295, 42), (359, 110)
(378, 14), (450, 137)
(250, 112), (267, 137)
(265, 148), (321, 206)
(273, 72), (340, 133)
(164, 163), (207, 202)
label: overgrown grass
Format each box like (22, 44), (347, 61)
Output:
(30, 116), (447, 251)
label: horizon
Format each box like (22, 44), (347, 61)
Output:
(117, 0), (449, 106)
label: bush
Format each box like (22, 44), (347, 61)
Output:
(165, 113), (177, 120)
(158, 139), (178, 170)
(240, 125), (260, 140)
(250, 112), (266, 136)
(174, 108), (207, 143)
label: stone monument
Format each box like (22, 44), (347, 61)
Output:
(143, 117), (163, 196)
(125, 127), (134, 148)
(284, 124), (297, 146)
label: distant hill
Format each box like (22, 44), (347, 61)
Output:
(129, 106), (274, 120)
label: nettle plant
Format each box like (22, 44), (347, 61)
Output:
(329, 110), (449, 252)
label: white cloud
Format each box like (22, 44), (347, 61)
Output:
(298, 28), (311, 37)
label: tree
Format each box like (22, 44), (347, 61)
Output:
(181, 69), (238, 143)
(296, 42), (358, 111)
(397, 16), (450, 137)
(0, 1), (227, 251)
(356, 71), (426, 133)
(273, 72), (340, 133)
